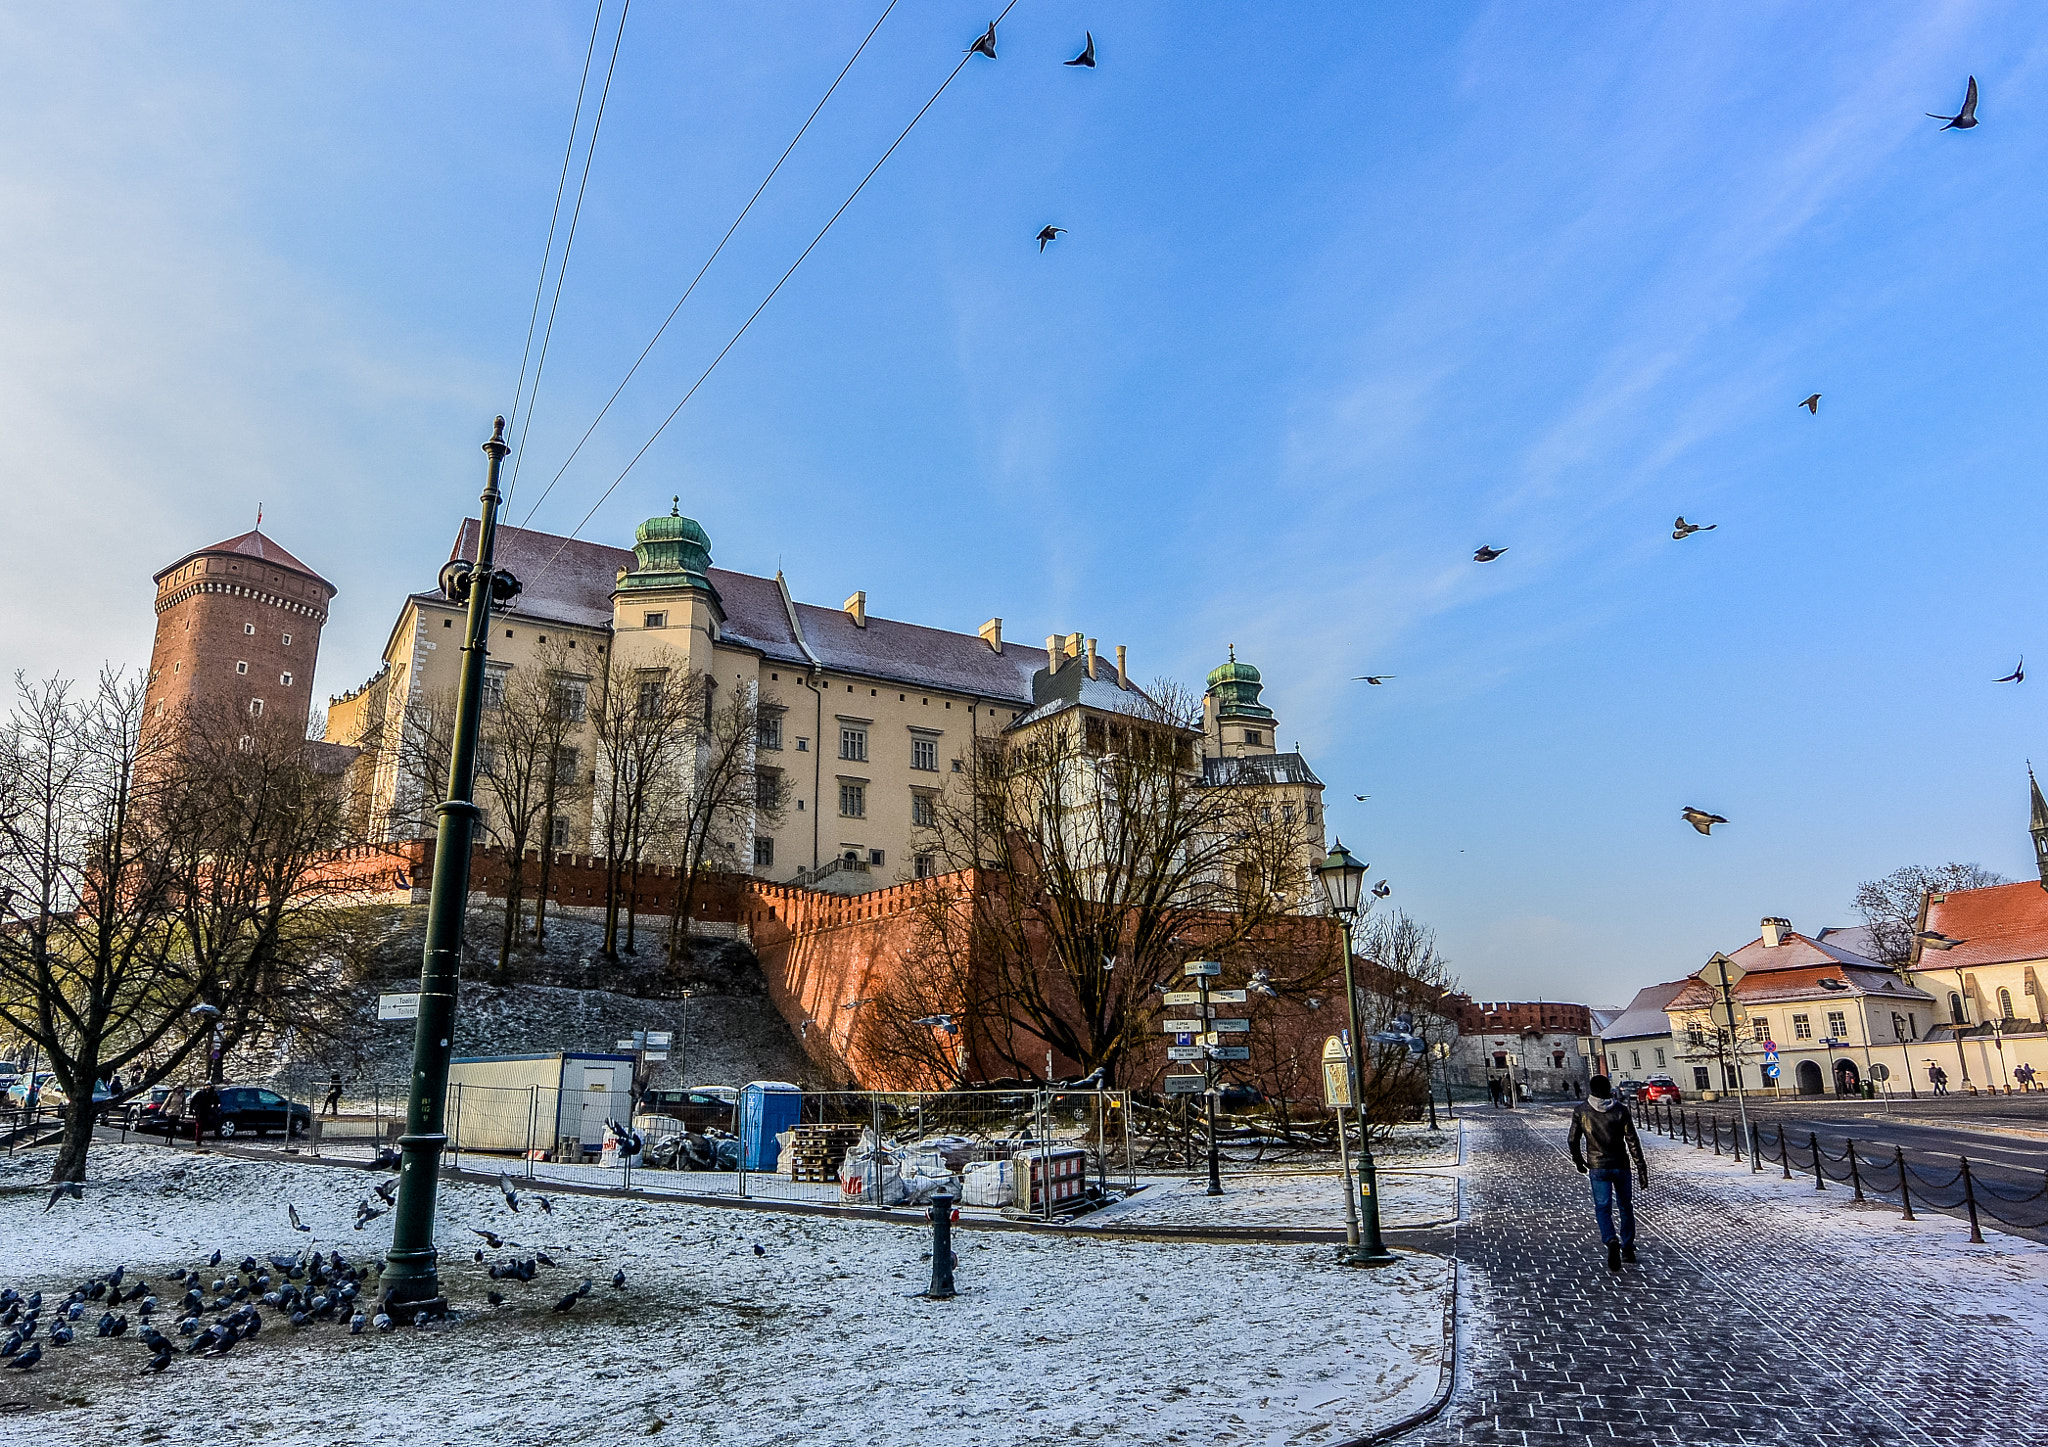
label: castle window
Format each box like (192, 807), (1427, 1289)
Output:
(912, 738), (937, 772)
(869, 849), (885, 867)
(238, 736), (252, 753)
(1792, 1013), (1812, 1040)
(839, 783), (865, 818)
(912, 793), (937, 828)
(760, 713), (783, 750)
(279, 673), (293, 687)
(915, 854), (935, 879)
(445, 619), (453, 628)
(244, 623), (255, 635)
(281, 633), (291, 646)
(840, 727), (867, 762)
(2001, 988), (2016, 1019)
(753, 837), (774, 867)
(1244, 729), (1263, 745)
(249, 699), (264, 717)
(644, 612), (666, 629)
(173, 662), (180, 673)
(236, 661), (248, 675)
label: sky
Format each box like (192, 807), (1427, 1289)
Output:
(4, 2), (2046, 1007)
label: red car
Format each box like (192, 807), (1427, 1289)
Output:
(1638, 1076), (1683, 1103)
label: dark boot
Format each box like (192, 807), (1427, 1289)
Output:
(1621, 1244), (1637, 1264)
(1606, 1241), (1622, 1273)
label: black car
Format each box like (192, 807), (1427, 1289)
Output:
(137, 1085), (311, 1139)
(1614, 1079), (1644, 1104)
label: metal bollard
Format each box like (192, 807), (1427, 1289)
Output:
(1810, 1131), (1825, 1191)
(1711, 1117), (1721, 1156)
(1750, 1121), (1763, 1174)
(1778, 1123), (1791, 1180)
(925, 1191), (958, 1299)
(1895, 1145), (1914, 1220)
(1846, 1140), (1863, 1201)
(1959, 1157), (1985, 1245)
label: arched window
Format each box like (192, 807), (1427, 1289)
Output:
(2000, 988), (2016, 1020)
(1949, 992), (1966, 1025)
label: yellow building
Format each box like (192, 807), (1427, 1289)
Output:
(328, 505), (1325, 893)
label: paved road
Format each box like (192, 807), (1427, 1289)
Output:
(1412, 1107), (2048, 1446)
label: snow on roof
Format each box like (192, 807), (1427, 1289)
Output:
(1599, 981), (1689, 1042)
(1202, 753), (1325, 788)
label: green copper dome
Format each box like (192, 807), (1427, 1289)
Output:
(1206, 645), (1274, 722)
(619, 497), (714, 594)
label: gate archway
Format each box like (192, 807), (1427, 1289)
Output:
(1796, 1059), (1824, 1094)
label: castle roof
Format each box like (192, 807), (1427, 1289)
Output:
(1920, 880), (2048, 970)
(155, 528), (334, 592)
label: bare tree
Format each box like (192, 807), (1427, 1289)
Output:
(1854, 862), (2009, 965)
(0, 673), (348, 1183)
(386, 687), (457, 841)
(658, 684), (785, 974)
(478, 644), (582, 979)
(894, 681), (1317, 1086)
(1350, 908), (1460, 1140)
(590, 648), (701, 959)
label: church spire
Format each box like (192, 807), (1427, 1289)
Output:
(2030, 763), (2048, 889)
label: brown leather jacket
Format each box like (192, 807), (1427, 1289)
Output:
(1568, 1098), (1647, 1179)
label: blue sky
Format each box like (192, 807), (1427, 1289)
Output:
(4, 3), (2045, 1006)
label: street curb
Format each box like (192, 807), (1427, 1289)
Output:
(1339, 1235), (1460, 1446)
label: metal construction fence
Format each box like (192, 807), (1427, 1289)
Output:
(1642, 1098), (2048, 1239)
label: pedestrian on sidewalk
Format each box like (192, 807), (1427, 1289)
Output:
(190, 1082), (220, 1148)
(322, 1072), (344, 1118)
(1568, 1074), (1648, 1274)
(1487, 1076), (1502, 1109)
(161, 1083), (187, 1145)
(1929, 1063), (1949, 1096)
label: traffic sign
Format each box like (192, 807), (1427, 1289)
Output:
(645, 1031), (674, 1048)
(1209, 989), (1248, 1004)
(1207, 1045), (1250, 1061)
(1164, 1075), (1208, 1095)
(1162, 991), (1204, 1007)
(377, 993), (420, 1022)
(1163, 1019), (1205, 1034)
(1210, 1018), (1250, 1033)
(1167, 1046), (1206, 1062)
(1184, 960), (1223, 977)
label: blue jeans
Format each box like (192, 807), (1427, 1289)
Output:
(1589, 1168), (1634, 1245)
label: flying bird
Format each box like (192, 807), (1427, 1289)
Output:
(1799, 393), (1820, 414)
(1928, 75), (1979, 129)
(912, 1014), (959, 1035)
(1915, 929), (1965, 951)
(1064, 31), (1096, 67)
(353, 1201), (385, 1231)
(968, 22), (997, 59)
(287, 1205), (311, 1233)
(1473, 545), (1507, 563)
(1372, 880), (1392, 899)
(1672, 517), (1717, 539)
(535, 1195), (554, 1216)
(499, 1173), (520, 1212)
(473, 1230), (517, 1250)
(1352, 675), (1395, 685)
(1681, 806), (1728, 836)
(44, 1181), (82, 1212)
(1035, 225), (1065, 252)
(372, 1178), (397, 1206)
(1995, 658), (2024, 683)
(1353, 794), (1369, 801)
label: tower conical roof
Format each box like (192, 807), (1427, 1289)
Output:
(1205, 645), (1274, 722)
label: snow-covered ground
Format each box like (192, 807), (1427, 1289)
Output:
(1639, 1124), (2048, 1351)
(0, 1143), (1451, 1445)
(1084, 1169), (1456, 1232)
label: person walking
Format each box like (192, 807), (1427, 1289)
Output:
(1568, 1074), (1649, 1274)
(322, 1072), (344, 1118)
(1487, 1076), (1502, 1109)
(190, 1082), (220, 1148)
(1929, 1063), (1949, 1096)
(161, 1083), (187, 1145)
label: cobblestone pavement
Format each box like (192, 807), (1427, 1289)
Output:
(1411, 1107), (2048, 1446)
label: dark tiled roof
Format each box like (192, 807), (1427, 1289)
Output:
(157, 528), (334, 591)
(450, 520), (634, 631)
(1202, 753), (1324, 788)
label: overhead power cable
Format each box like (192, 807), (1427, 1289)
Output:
(517, 0), (903, 531)
(507, 0), (634, 506)
(505, 0), (608, 443)
(528, 2), (1021, 589)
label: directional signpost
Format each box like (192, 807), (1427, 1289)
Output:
(1322, 1035), (1361, 1244)
(1155, 960), (1265, 1197)
(377, 993), (421, 1023)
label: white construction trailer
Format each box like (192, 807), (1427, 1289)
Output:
(445, 1052), (637, 1157)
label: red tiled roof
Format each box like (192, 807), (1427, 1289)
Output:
(156, 528), (333, 590)
(1921, 880), (2048, 968)
(1666, 935), (1931, 1012)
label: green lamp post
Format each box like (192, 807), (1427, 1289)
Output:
(1316, 841), (1397, 1267)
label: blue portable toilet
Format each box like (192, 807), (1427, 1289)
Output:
(738, 1081), (803, 1171)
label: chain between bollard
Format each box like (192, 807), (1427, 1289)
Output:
(1959, 1157), (1985, 1245)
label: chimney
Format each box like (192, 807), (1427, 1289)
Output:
(1085, 638), (1099, 679)
(979, 617), (1003, 654)
(1761, 917), (1790, 948)
(1046, 635), (1062, 670)
(844, 591), (866, 628)
(1065, 631), (1084, 663)
(1115, 645), (1128, 689)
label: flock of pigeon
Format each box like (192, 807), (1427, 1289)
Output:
(1342, 77), (1996, 848)
(964, 21), (1096, 257)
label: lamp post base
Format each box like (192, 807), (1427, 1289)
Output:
(1337, 1244), (1399, 1268)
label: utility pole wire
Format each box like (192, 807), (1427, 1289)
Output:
(507, 0), (634, 507)
(506, 0), (608, 443)
(529, 1), (1019, 591)
(517, 0), (903, 532)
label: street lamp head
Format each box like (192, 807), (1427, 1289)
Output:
(1316, 841), (1369, 918)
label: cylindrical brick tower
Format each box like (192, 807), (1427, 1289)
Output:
(143, 528), (337, 741)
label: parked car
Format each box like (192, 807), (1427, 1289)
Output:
(135, 1084), (311, 1139)
(1638, 1076), (1683, 1103)
(124, 1086), (173, 1132)
(2, 1073), (57, 1110)
(637, 1086), (737, 1133)
(1614, 1079), (1644, 1104)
